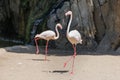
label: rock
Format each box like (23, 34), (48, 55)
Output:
(47, 1), (70, 49)
(5, 45), (36, 53)
(116, 47), (120, 53)
(1, 0), (120, 53)
(95, 0), (120, 52)
(47, 0), (96, 50)
(96, 34), (111, 52)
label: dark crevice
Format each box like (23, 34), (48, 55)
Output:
(97, 0), (107, 30)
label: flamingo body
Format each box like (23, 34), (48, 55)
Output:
(67, 30), (82, 45)
(34, 23), (62, 60)
(35, 30), (56, 40)
(64, 11), (82, 74)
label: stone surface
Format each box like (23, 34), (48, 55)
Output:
(95, 0), (120, 52)
(47, 0), (96, 50)
(0, 0), (120, 53)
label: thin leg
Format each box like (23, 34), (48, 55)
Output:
(45, 40), (49, 61)
(35, 38), (39, 54)
(70, 55), (75, 74)
(63, 44), (76, 67)
(64, 56), (73, 67)
(70, 44), (76, 74)
(73, 44), (76, 56)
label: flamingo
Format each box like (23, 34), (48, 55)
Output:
(64, 11), (82, 74)
(34, 23), (62, 61)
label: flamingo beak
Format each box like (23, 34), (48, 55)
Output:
(34, 37), (39, 40)
(65, 13), (68, 16)
(60, 26), (63, 29)
(65, 11), (72, 16)
(57, 24), (63, 29)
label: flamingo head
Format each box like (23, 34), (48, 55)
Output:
(56, 23), (63, 29)
(65, 11), (72, 16)
(34, 34), (40, 40)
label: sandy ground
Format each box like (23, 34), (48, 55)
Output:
(0, 45), (120, 80)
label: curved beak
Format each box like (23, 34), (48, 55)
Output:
(34, 37), (39, 40)
(60, 26), (63, 29)
(65, 13), (68, 16)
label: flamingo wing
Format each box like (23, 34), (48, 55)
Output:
(40, 30), (56, 40)
(68, 30), (82, 44)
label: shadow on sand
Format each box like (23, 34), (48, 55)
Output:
(31, 59), (50, 61)
(42, 70), (69, 74)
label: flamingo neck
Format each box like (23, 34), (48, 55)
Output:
(54, 25), (60, 40)
(67, 13), (72, 35)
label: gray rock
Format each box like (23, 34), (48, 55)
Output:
(47, 0), (96, 50)
(116, 47), (120, 53)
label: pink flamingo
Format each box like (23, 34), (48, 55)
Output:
(34, 23), (62, 61)
(64, 11), (82, 74)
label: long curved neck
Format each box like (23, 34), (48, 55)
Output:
(54, 25), (60, 40)
(67, 13), (72, 34)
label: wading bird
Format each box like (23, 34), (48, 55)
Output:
(64, 11), (82, 74)
(34, 23), (62, 61)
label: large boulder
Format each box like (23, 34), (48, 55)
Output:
(47, 0), (120, 53)
(95, 0), (120, 52)
(47, 0), (97, 50)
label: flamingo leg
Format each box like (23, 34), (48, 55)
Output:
(70, 55), (75, 74)
(70, 44), (76, 74)
(45, 40), (49, 61)
(35, 38), (39, 54)
(64, 56), (73, 67)
(63, 44), (76, 68)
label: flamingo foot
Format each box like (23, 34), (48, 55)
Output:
(64, 62), (67, 68)
(36, 50), (39, 55)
